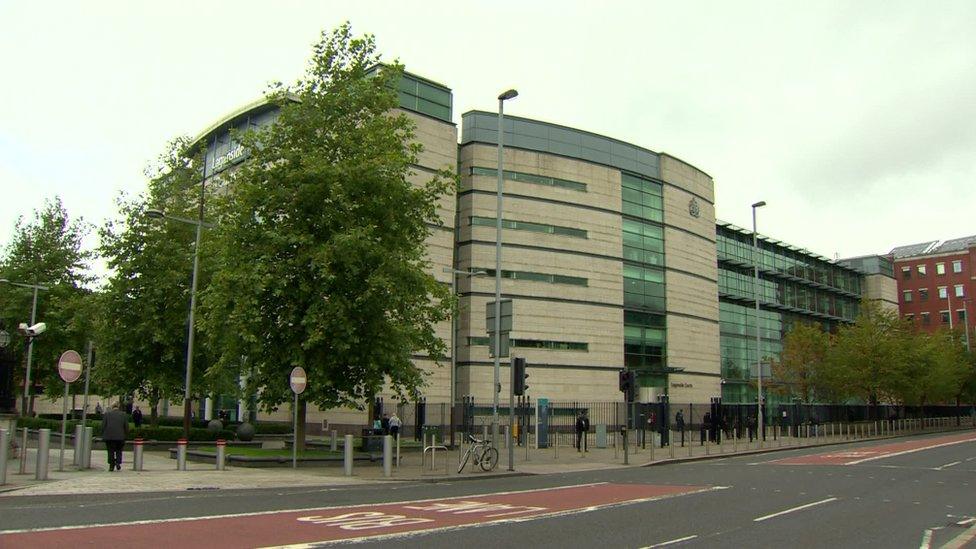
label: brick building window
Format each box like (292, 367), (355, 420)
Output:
(902, 290), (912, 303)
(936, 262), (946, 275)
(921, 312), (931, 325)
(902, 266), (911, 280)
(919, 288), (929, 301)
(938, 286), (948, 299)
(917, 265), (927, 277)
(905, 313), (914, 323)
(958, 310), (967, 322)
(940, 310), (950, 324)
(953, 260), (963, 273)
(955, 284), (964, 298)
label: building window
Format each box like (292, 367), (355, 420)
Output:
(955, 284), (965, 298)
(940, 310), (950, 324)
(902, 290), (912, 303)
(905, 314), (914, 323)
(919, 288), (929, 301)
(938, 286), (948, 299)
(479, 268), (588, 286)
(921, 312), (931, 325)
(470, 216), (587, 239)
(468, 336), (588, 351)
(917, 265), (927, 277)
(953, 260), (963, 273)
(936, 262), (946, 275)
(621, 173), (664, 223)
(623, 218), (664, 266)
(470, 166), (587, 192)
(958, 310), (967, 322)
(901, 266), (911, 280)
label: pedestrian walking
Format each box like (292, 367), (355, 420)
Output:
(102, 403), (129, 472)
(575, 411), (590, 452)
(675, 410), (685, 447)
(95, 402), (103, 415)
(747, 415), (757, 442)
(389, 413), (402, 440)
(381, 413), (390, 436)
(132, 406), (143, 428)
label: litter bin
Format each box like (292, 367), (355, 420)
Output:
(360, 429), (383, 452)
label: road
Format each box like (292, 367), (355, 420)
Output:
(1, 430), (974, 548)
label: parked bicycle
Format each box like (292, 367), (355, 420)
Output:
(457, 433), (499, 473)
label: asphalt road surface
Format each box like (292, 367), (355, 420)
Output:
(2, 430), (974, 548)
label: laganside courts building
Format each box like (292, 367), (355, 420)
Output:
(167, 67), (893, 427)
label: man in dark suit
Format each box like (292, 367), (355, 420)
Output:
(575, 412), (590, 452)
(102, 403), (129, 471)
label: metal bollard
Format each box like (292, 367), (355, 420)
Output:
(176, 438), (188, 471)
(383, 435), (392, 478)
(0, 429), (8, 485)
(330, 430), (337, 452)
(83, 426), (93, 469)
(504, 425), (509, 449)
(733, 429), (738, 453)
(73, 424), (84, 466)
(344, 434), (353, 476)
(669, 431), (675, 459)
(19, 428), (29, 474)
(215, 439), (226, 471)
(35, 429), (50, 480)
(133, 438), (144, 471)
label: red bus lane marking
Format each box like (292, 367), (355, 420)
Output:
(0, 483), (715, 548)
(770, 432), (976, 466)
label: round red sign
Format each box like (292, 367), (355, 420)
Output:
(290, 366), (307, 395)
(58, 350), (83, 383)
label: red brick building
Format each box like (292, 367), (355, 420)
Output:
(890, 236), (976, 344)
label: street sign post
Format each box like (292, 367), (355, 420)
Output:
(57, 350), (83, 471)
(290, 367), (307, 469)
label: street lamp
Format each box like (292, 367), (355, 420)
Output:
(443, 267), (487, 445)
(493, 88), (518, 449)
(1, 278), (49, 417)
(751, 201), (766, 444)
(146, 207), (211, 438)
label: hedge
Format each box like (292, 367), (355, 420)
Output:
(16, 417), (236, 441)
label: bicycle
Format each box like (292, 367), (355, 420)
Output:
(457, 433), (499, 473)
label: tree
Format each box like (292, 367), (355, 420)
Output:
(96, 138), (214, 425)
(823, 301), (913, 407)
(905, 328), (970, 407)
(201, 24), (453, 446)
(0, 197), (94, 412)
(772, 322), (830, 403)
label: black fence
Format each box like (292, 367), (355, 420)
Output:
(367, 398), (976, 448)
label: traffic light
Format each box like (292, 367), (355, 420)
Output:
(618, 370), (636, 402)
(513, 357), (528, 396)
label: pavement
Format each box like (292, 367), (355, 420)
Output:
(1, 418), (970, 497)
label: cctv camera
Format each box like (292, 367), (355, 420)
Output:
(17, 322), (47, 337)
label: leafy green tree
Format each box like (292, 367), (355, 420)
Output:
(906, 328), (970, 407)
(96, 138), (214, 425)
(0, 197), (94, 413)
(772, 322), (830, 403)
(201, 24), (453, 446)
(823, 301), (913, 406)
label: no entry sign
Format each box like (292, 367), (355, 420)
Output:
(290, 366), (307, 395)
(57, 350), (83, 383)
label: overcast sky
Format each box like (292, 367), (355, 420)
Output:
(2, 1), (974, 277)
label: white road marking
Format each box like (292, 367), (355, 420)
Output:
(0, 482), (611, 534)
(937, 461), (962, 470)
(920, 528), (933, 549)
(641, 535), (698, 548)
(753, 497), (838, 522)
(845, 437), (976, 465)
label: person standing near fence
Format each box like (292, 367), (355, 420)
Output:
(102, 403), (129, 472)
(675, 410), (685, 446)
(701, 412), (711, 445)
(389, 413), (401, 440)
(575, 411), (590, 452)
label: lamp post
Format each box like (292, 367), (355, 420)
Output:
(493, 88), (518, 449)
(751, 201), (766, 444)
(146, 208), (212, 438)
(1, 279), (49, 417)
(443, 267), (487, 445)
